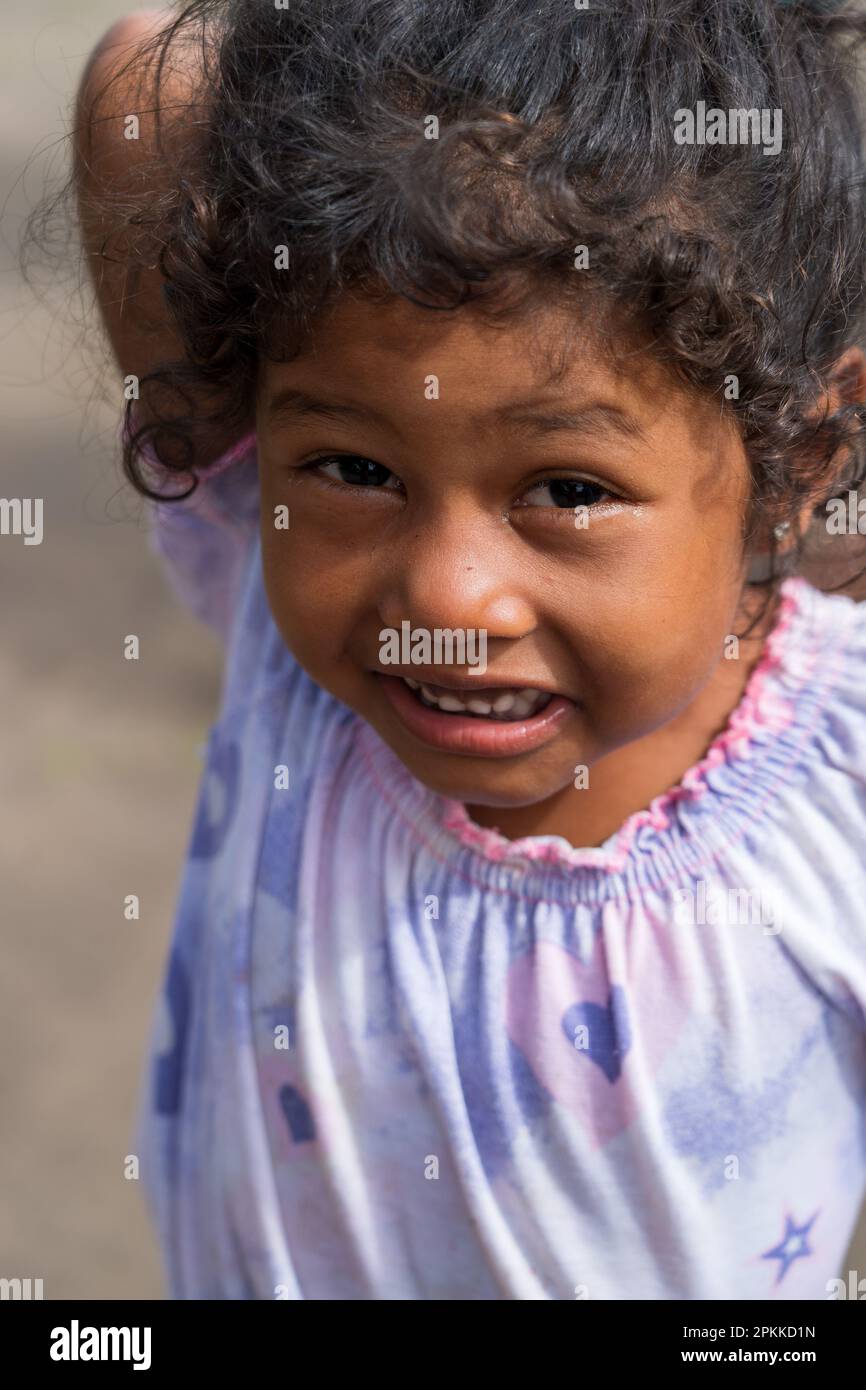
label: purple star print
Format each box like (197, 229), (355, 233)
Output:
(760, 1210), (819, 1285)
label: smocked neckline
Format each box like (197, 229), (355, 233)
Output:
(356, 575), (853, 895)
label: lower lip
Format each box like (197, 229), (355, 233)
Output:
(376, 674), (574, 757)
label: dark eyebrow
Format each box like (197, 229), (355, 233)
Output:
(489, 400), (646, 442)
(265, 387), (646, 443)
(265, 388), (393, 430)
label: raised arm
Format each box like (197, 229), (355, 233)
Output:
(73, 7), (245, 467)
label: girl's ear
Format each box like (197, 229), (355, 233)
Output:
(796, 345), (866, 525)
(746, 348), (866, 583)
(788, 345), (866, 535)
(824, 346), (866, 415)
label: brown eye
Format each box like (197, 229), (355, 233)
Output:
(307, 454), (402, 490)
(521, 478), (612, 509)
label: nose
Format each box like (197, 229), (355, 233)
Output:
(377, 510), (535, 641)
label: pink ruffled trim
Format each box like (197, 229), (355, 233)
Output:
(439, 578), (815, 873)
(119, 406), (257, 482)
(199, 431), (258, 476)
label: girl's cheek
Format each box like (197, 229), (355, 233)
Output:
(582, 607), (726, 714)
(261, 546), (360, 668)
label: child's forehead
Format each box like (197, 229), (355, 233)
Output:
(302, 284), (597, 352)
(267, 286), (663, 403)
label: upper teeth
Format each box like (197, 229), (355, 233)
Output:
(402, 677), (551, 720)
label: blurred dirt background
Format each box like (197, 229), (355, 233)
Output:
(1, 0), (864, 1302)
(0, 1), (221, 1299)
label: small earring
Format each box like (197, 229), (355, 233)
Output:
(747, 522), (795, 584)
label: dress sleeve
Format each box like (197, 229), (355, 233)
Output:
(142, 431), (260, 644)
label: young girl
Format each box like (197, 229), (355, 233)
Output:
(74, 0), (866, 1299)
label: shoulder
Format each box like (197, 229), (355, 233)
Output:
(792, 578), (866, 778)
(771, 583), (866, 1017)
(795, 576), (866, 669)
(148, 435), (260, 643)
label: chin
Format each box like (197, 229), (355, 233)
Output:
(387, 740), (571, 809)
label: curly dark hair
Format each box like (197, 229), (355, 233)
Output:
(54, 0), (866, 598)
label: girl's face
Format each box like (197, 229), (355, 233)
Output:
(257, 290), (755, 811)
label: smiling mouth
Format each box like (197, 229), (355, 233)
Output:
(375, 671), (574, 757)
(397, 676), (554, 721)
